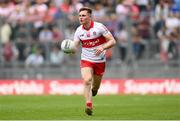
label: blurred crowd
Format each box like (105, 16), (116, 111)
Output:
(0, 0), (179, 67)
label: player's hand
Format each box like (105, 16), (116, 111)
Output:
(95, 46), (105, 56)
(63, 48), (77, 54)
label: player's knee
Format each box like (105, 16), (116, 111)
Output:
(84, 81), (91, 86)
(83, 77), (92, 86)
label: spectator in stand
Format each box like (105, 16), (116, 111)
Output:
(135, 0), (149, 12)
(15, 37), (27, 62)
(25, 46), (44, 67)
(171, 0), (180, 13)
(39, 25), (53, 60)
(59, 0), (71, 14)
(158, 28), (169, 64)
(104, 14), (118, 36)
(115, 0), (129, 25)
(115, 0), (140, 31)
(115, 26), (128, 62)
(52, 26), (64, 42)
(64, 24), (75, 40)
(154, 0), (170, 22)
(0, 1), (14, 19)
(7, 0), (27, 22)
(123, 0), (140, 25)
(28, 0), (48, 29)
(2, 41), (18, 65)
(39, 26), (53, 42)
(43, 1), (59, 24)
(132, 33), (145, 60)
(138, 15), (151, 40)
(92, 2), (107, 22)
(0, 20), (12, 45)
(167, 32), (179, 66)
(50, 45), (64, 66)
(165, 12), (180, 32)
(154, 0), (170, 34)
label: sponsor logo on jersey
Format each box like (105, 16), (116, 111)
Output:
(80, 34), (84, 37)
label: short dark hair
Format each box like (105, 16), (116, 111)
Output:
(79, 7), (92, 15)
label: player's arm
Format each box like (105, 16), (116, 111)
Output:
(67, 28), (81, 54)
(95, 33), (116, 56)
(71, 40), (80, 53)
(64, 28), (81, 54)
(102, 33), (116, 50)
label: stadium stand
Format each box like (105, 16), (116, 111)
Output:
(0, 0), (179, 79)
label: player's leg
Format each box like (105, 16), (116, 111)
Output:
(91, 62), (105, 96)
(81, 67), (93, 115)
(81, 67), (93, 103)
(92, 75), (103, 96)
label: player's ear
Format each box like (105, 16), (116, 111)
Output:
(88, 13), (92, 17)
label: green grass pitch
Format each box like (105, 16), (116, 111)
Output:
(0, 95), (180, 120)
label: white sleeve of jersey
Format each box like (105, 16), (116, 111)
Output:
(73, 28), (80, 42)
(99, 23), (111, 36)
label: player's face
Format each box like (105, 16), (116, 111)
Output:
(78, 10), (91, 25)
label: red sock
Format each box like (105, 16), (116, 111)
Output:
(86, 101), (93, 109)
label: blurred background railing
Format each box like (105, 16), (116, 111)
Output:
(0, 0), (179, 79)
